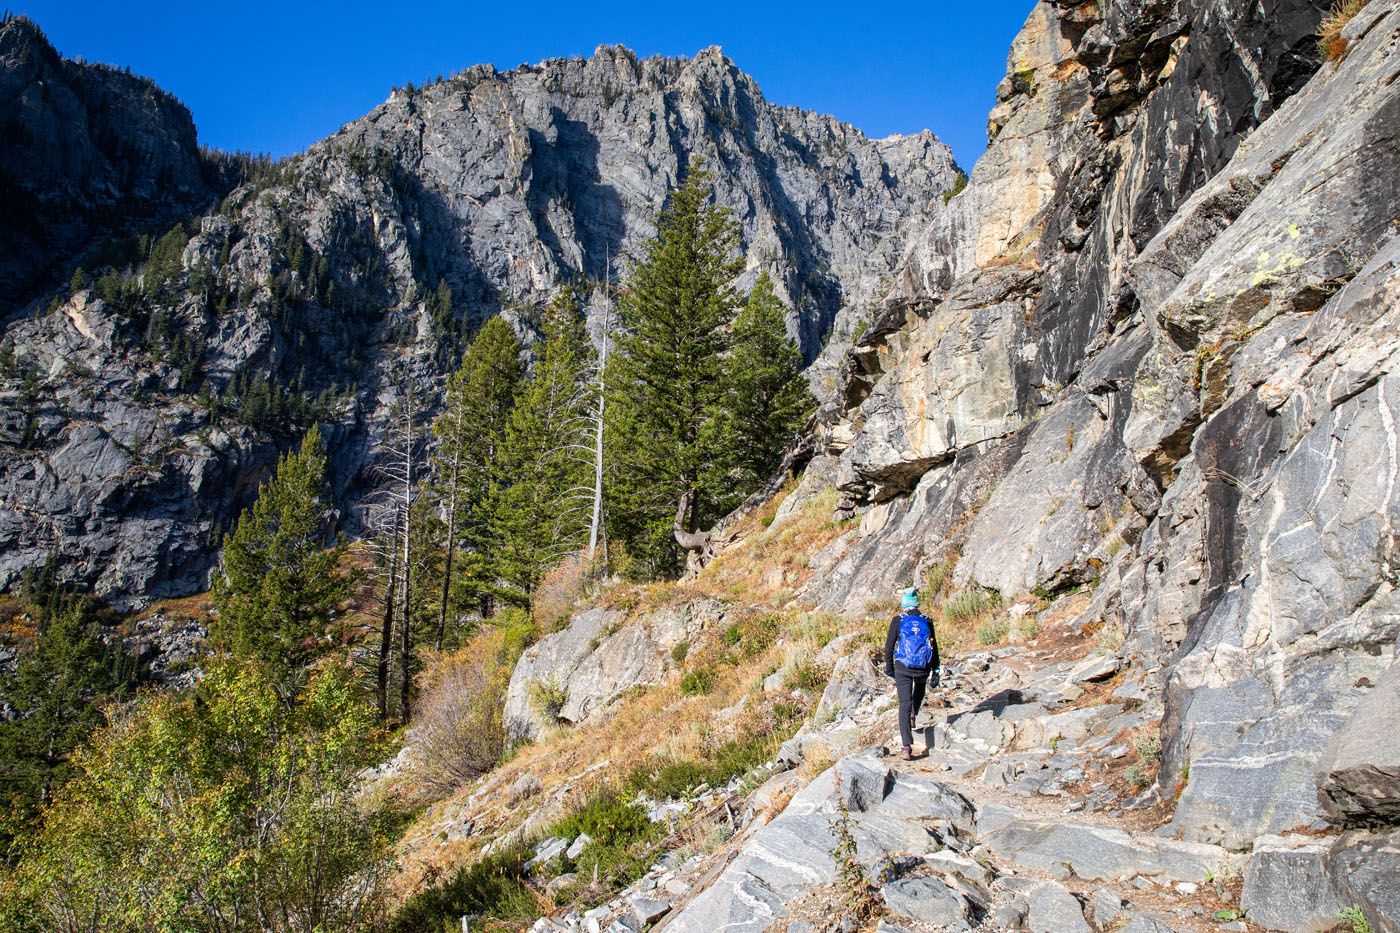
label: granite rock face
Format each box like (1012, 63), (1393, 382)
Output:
(0, 35), (960, 606)
(502, 600), (717, 742)
(791, 0), (1399, 927)
(1316, 660), (1400, 825)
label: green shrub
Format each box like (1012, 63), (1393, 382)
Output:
(941, 171), (968, 205)
(628, 731), (780, 801)
(390, 845), (537, 931)
(634, 760), (711, 800)
(394, 786), (661, 929)
(679, 668), (715, 696)
(943, 587), (999, 626)
(1125, 764), (1149, 791)
(530, 678), (568, 721)
(789, 662), (827, 693)
(722, 623), (744, 646)
(554, 787), (659, 894)
(975, 619), (1008, 645)
(1134, 734), (1162, 764)
(553, 787), (654, 849)
(670, 641), (689, 663)
(1338, 906), (1373, 933)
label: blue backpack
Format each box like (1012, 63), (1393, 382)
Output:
(894, 612), (934, 669)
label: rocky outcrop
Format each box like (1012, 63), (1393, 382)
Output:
(0, 35), (960, 606)
(503, 600), (719, 742)
(1317, 662), (1400, 825)
(787, 1), (1400, 929)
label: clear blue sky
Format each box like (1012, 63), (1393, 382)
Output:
(17, 1), (1033, 171)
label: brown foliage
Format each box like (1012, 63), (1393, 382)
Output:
(402, 631), (511, 800)
(1320, 0), (1370, 61)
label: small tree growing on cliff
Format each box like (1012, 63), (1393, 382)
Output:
(211, 425), (349, 687)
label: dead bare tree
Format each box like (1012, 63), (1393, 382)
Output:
(363, 377), (422, 724)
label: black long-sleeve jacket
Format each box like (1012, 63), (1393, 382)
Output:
(884, 612), (940, 677)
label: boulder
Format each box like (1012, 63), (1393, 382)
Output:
(629, 896), (671, 925)
(1119, 918), (1178, 933)
(881, 875), (973, 929)
(817, 650), (887, 721)
(833, 755), (891, 813)
(528, 836), (569, 871)
(1090, 887), (1123, 927)
(566, 833), (592, 860)
(1241, 834), (1347, 932)
(875, 771), (976, 832)
(1066, 653), (1121, 684)
(981, 819), (1238, 883)
(504, 603), (713, 742)
(1025, 881), (1089, 933)
(1324, 829), (1400, 933)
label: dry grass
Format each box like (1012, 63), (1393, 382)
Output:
(532, 553), (602, 633)
(128, 591), (212, 624)
(387, 487), (867, 896)
(1320, 0), (1370, 61)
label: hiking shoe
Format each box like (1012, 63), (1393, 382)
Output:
(898, 745), (913, 761)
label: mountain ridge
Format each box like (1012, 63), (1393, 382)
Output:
(0, 18), (961, 607)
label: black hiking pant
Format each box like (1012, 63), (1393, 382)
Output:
(894, 666), (931, 747)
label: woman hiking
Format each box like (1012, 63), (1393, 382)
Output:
(884, 587), (939, 761)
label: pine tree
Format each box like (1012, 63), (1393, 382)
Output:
(488, 289), (596, 603)
(608, 160), (743, 572)
(0, 596), (137, 858)
(724, 272), (816, 486)
(210, 426), (349, 683)
(426, 316), (524, 636)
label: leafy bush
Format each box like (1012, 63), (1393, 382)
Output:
(1338, 906), (1374, 933)
(670, 640), (689, 663)
(4, 661), (399, 932)
(943, 587), (1000, 626)
(553, 786), (654, 850)
(722, 623), (744, 646)
(1134, 733), (1162, 764)
(976, 619), (1009, 645)
(629, 731), (780, 800)
(789, 661), (828, 692)
(390, 844), (538, 931)
(679, 668), (716, 696)
(942, 171), (968, 205)
(530, 678), (569, 721)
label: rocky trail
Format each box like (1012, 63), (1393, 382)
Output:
(496, 611), (1273, 933)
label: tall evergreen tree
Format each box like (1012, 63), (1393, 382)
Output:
(426, 316), (524, 633)
(724, 272), (816, 486)
(488, 289), (596, 603)
(608, 161), (743, 572)
(211, 425), (349, 682)
(0, 596), (137, 859)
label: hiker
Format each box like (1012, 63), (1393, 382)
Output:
(884, 587), (939, 761)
